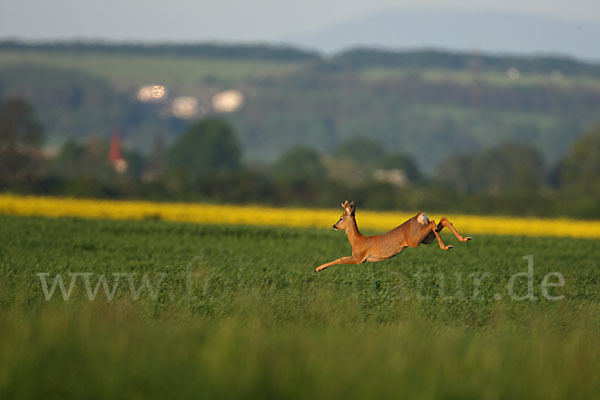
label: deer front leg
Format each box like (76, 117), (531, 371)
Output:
(315, 256), (357, 272)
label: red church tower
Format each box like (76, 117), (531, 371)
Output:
(108, 129), (127, 173)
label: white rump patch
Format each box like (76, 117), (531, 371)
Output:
(417, 213), (430, 225)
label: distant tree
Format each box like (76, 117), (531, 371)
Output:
(376, 152), (421, 182)
(271, 146), (326, 181)
(54, 138), (82, 165)
(166, 118), (241, 183)
(436, 143), (545, 194)
(53, 138), (113, 179)
(336, 136), (385, 165)
(0, 97), (44, 183)
(557, 126), (600, 192)
(0, 97), (42, 148)
(269, 145), (333, 205)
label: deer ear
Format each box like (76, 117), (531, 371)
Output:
(350, 201), (355, 207)
(341, 202), (345, 208)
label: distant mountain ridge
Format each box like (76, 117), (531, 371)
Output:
(0, 40), (321, 62)
(286, 8), (600, 61)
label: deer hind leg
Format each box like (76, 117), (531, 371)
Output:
(427, 220), (453, 250)
(315, 256), (357, 272)
(421, 218), (472, 245)
(439, 217), (472, 242)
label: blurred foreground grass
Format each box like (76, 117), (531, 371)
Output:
(2, 305), (599, 399)
(0, 215), (599, 399)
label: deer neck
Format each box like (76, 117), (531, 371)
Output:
(345, 216), (363, 246)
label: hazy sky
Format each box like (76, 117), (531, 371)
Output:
(1, 0), (599, 42)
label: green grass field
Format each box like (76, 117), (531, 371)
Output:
(1, 215), (599, 399)
(0, 50), (301, 89)
(358, 66), (600, 89)
(4, 49), (600, 92)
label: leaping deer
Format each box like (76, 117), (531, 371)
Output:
(315, 201), (471, 272)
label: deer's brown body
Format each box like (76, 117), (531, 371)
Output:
(315, 201), (471, 272)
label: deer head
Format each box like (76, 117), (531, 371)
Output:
(333, 200), (355, 230)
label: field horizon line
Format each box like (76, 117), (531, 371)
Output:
(1, 193), (599, 239)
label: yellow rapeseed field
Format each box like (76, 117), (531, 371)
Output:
(1, 193), (599, 239)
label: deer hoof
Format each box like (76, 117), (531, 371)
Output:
(445, 245), (454, 250)
(462, 236), (472, 242)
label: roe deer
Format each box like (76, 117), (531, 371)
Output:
(315, 201), (471, 272)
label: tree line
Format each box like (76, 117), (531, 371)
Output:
(0, 40), (321, 62)
(330, 48), (600, 77)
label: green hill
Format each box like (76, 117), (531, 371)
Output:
(1, 41), (599, 171)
